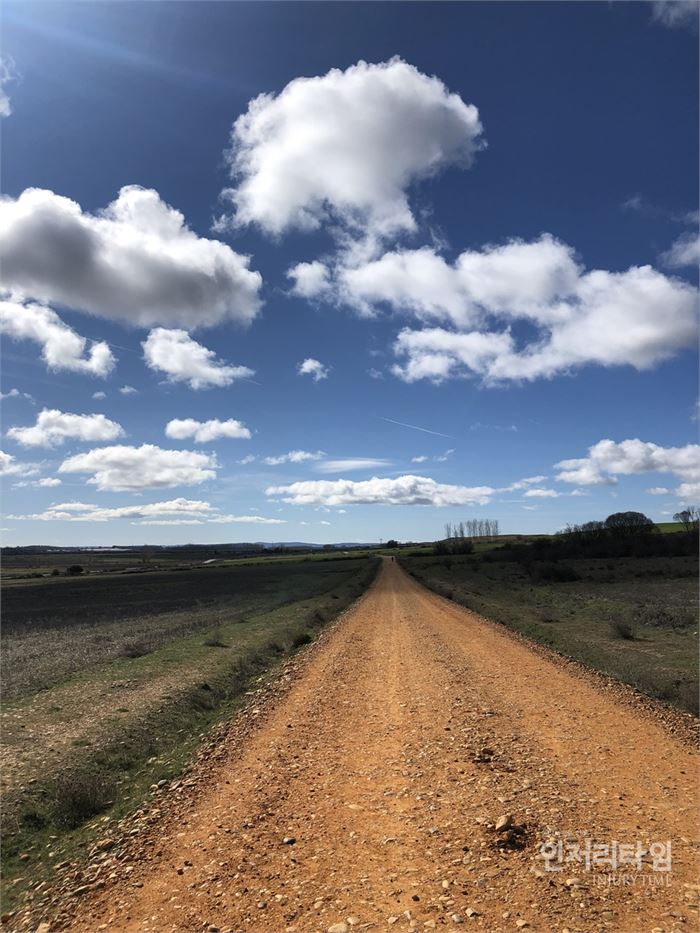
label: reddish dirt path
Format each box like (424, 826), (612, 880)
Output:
(54, 559), (699, 933)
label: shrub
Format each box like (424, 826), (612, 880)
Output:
(120, 640), (151, 658)
(292, 632), (313, 648)
(609, 617), (635, 640)
(52, 769), (116, 828)
(604, 511), (655, 536)
(203, 631), (229, 647)
(530, 562), (580, 583)
(637, 605), (693, 629)
(66, 564), (84, 576)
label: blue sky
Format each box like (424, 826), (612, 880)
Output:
(0, 0), (698, 546)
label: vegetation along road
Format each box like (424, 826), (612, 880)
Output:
(28, 559), (700, 933)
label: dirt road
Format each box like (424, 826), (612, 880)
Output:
(55, 559), (698, 933)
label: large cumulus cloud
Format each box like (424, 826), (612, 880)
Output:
(0, 186), (262, 329)
(220, 57), (483, 238)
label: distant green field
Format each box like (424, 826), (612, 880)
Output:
(656, 521), (685, 533)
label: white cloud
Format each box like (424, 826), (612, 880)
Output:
(0, 57), (18, 118)
(337, 235), (581, 323)
(266, 474), (495, 507)
(505, 475), (548, 491)
(396, 268), (696, 384)
(263, 450), (325, 466)
(205, 514), (286, 525)
(297, 358), (330, 382)
(0, 450), (39, 477)
(220, 57), (483, 239)
(287, 261), (332, 299)
(651, 0), (698, 28)
(662, 232), (700, 269)
(136, 519), (204, 526)
(7, 496), (288, 526)
(143, 328), (254, 390)
(58, 444), (217, 491)
(309, 235), (697, 384)
(313, 458), (392, 473)
(136, 513), (286, 526)
(523, 487), (561, 499)
(8, 497), (216, 522)
(13, 477), (62, 488)
(555, 438), (700, 499)
(0, 186), (262, 328)
(646, 486), (670, 495)
(165, 417), (251, 443)
(0, 297), (116, 377)
(236, 454), (257, 465)
(392, 329), (511, 383)
(7, 408), (124, 447)
(675, 481), (700, 500)
(411, 455), (429, 463)
(119, 385), (138, 395)
(92, 391), (106, 400)
(435, 448), (455, 462)
(0, 387), (33, 401)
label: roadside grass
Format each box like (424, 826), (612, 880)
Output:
(2, 557), (373, 699)
(0, 557), (379, 915)
(401, 553), (698, 715)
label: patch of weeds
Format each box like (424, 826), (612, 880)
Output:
(531, 562), (580, 583)
(608, 616), (635, 640)
(637, 604), (693, 629)
(120, 640), (151, 659)
(52, 768), (117, 828)
(203, 630), (229, 648)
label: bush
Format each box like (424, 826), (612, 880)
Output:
(530, 562), (580, 583)
(292, 632), (313, 648)
(52, 769), (116, 828)
(637, 605), (693, 629)
(120, 640), (151, 658)
(203, 631), (229, 647)
(66, 564), (84, 576)
(609, 617), (635, 640)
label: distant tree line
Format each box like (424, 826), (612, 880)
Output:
(435, 519), (500, 555)
(444, 519), (499, 541)
(488, 510), (697, 562)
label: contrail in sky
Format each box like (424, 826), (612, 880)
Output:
(380, 417), (454, 439)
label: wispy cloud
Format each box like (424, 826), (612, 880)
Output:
(314, 458), (392, 473)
